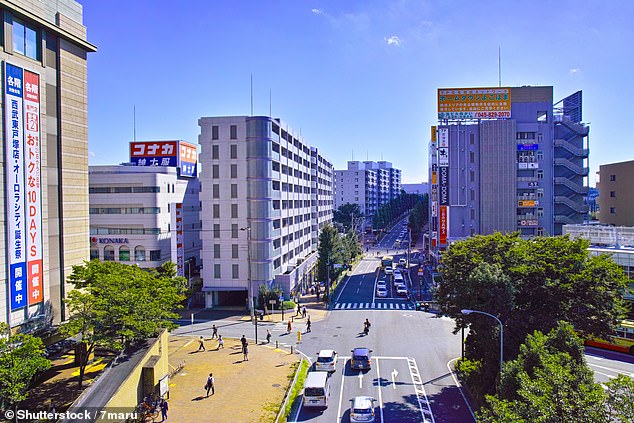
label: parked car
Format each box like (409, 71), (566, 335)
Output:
(350, 348), (373, 370)
(349, 396), (377, 422)
(315, 349), (338, 372)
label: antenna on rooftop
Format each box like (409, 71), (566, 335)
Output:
(269, 88), (272, 117)
(250, 74), (254, 116)
(498, 46), (502, 87)
(133, 105), (136, 142)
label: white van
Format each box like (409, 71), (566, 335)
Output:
(303, 371), (330, 408)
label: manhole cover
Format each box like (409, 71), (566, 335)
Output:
(272, 384), (281, 388)
(336, 326), (342, 329)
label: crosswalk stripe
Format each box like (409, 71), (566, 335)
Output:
(371, 303), (376, 308)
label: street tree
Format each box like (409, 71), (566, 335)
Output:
(0, 323), (51, 412)
(61, 260), (186, 387)
(333, 203), (362, 232)
(478, 322), (606, 423)
(604, 374), (634, 422)
(317, 224), (342, 299)
(438, 233), (629, 399)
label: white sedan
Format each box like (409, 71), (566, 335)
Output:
(376, 286), (388, 298)
(384, 266), (393, 275)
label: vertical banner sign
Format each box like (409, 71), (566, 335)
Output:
(170, 203), (184, 277)
(24, 70), (43, 305)
(439, 206), (448, 245)
(4, 63), (27, 310)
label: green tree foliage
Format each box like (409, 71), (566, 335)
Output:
(342, 230), (363, 264)
(317, 225), (342, 292)
(437, 233), (629, 399)
(479, 322), (606, 423)
(604, 374), (634, 422)
(407, 194), (429, 238)
(61, 260), (186, 386)
(333, 203), (362, 232)
(258, 283), (283, 312)
(0, 323), (51, 409)
(373, 192), (421, 230)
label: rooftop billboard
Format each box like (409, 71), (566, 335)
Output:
(438, 87), (511, 120)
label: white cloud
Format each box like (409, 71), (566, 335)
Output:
(569, 68), (581, 74)
(311, 8), (323, 15)
(89, 151), (96, 157)
(385, 35), (402, 46)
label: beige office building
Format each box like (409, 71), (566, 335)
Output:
(597, 160), (634, 226)
(0, 0), (96, 329)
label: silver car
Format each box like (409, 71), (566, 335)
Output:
(349, 396), (376, 422)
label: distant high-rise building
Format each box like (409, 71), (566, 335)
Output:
(428, 86), (589, 256)
(198, 116), (333, 308)
(596, 160), (634, 226)
(1, 0), (96, 329)
(334, 161), (402, 218)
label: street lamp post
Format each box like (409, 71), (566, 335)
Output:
(461, 309), (504, 377)
(240, 227), (254, 322)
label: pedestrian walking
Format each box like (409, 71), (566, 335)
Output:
(197, 336), (205, 352)
(266, 329), (272, 343)
(160, 399), (168, 422)
(306, 316), (311, 333)
(240, 334), (247, 350)
(211, 324), (218, 338)
(243, 344), (249, 361)
(205, 373), (215, 397)
(217, 335), (224, 349)
(302, 306), (307, 318)
(287, 320), (292, 333)
(296, 303), (301, 316)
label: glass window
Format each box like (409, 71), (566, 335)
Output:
(610, 175), (616, 181)
(231, 184), (238, 198)
(230, 125), (237, 139)
(119, 246), (130, 261)
(134, 246), (146, 261)
(214, 244), (220, 258)
(213, 184), (220, 198)
(230, 144), (238, 159)
(213, 224), (220, 238)
(150, 250), (161, 261)
(212, 126), (219, 140)
(232, 244), (239, 258)
(90, 247), (99, 260)
(232, 224), (238, 238)
(610, 191), (616, 198)
(610, 207), (616, 214)
(104, 246), (115, 261)
(13, 19), (38, 60)
(232, 264), (239, 279)
(212, 165), (219, 179)
(212, 145), (219, 159)
(213, 204), (220, 218)
(214, 263), (221, 278)
(231, 164), (238, 178)
(231, 204), (238, 218)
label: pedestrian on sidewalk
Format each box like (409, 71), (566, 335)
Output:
(205, 373), (215, 397)
(160, 398), (168, 421)
(240, 334), (247, 350)
(266, 329), (272, 343)
(197, 336), (205, 352)
(287, 320), (292, 333)
(306, 316), (311, 333)
(302, 306), (307, 318)
(217, 335), (224, 350)
(211, 324), (218, 338)
(296, 303), (301, 316)
(243, 344), (249, 361)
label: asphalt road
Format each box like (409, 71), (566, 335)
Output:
(292, 255), (475, 423)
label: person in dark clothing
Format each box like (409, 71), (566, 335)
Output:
(160, 399), (168, 421)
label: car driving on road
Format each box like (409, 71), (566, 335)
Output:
(349, 396), (377, 422)
(350, 348), (372, 370)
(376, 286), (388, 298)
(315, 349), (338, 372)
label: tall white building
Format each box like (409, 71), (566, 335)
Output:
(89, 141), (201, 274)
(334, 161), (402, 217)
(198, 116), (333, 308)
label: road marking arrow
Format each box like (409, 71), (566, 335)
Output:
(358, 372), (363, 388)
(392, 369), (398, 389)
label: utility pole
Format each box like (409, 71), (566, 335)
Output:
(240, 227), (254, 323)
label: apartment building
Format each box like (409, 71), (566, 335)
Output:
(1, 0), (96, 328)
(334, 161), (402, 218)
(429, 87), (588, 255)
(198, 116), (333, 308)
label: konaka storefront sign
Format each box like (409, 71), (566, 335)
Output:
(90, 237), (130, 244)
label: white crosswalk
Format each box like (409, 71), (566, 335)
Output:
(333, 302), (415, 310)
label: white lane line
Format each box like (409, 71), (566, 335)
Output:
(337, 357), (347, 422)
(408, 357), (435, 423)
(587, 362), (634, 377)
(335, 303), (342, 309)
(376, 357), (384, 423)
(346, 303), (351, 309)
(447, 358), (477, 422)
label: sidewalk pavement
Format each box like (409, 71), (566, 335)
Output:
(167, 335), (299, 423)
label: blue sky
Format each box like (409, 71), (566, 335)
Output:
(81, 0), (634, 184)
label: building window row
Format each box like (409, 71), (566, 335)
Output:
(13, 18), (39, 60)
(90, 186), (160, 194)
(91, 245), (161, 262)
(90, 227), (162, 235)
(89, 207), (161, 215)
